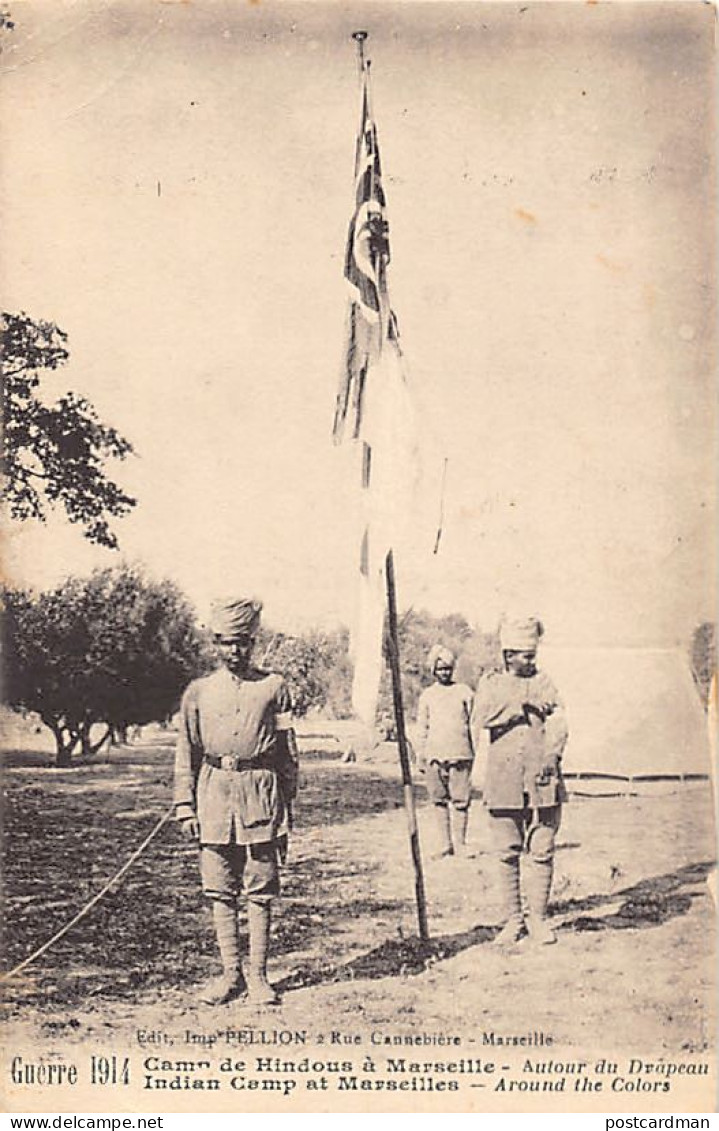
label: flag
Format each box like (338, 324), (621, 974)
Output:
(333, 58), (396, 444)
(334, 58), (421, 733)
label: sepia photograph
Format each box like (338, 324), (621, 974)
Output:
(1, 0), (716, 1115)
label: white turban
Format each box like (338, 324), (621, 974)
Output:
(427, 644), (456, 671)
(210, 597), (262, 639)
(500, 616), (543, 652)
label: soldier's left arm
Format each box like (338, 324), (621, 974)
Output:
(535, 673), (569, 761)
(274, 679), (299, 801)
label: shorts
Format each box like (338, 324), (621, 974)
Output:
(487, 804), (562, 864)
(425, 759), (473, 810)
(200, 841), (280, 905)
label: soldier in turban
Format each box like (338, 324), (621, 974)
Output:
(174, 597), (299, 1005)
(415, 644), (476, 858)
(471, 616), (568, 946)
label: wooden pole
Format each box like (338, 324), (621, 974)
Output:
(350, 28), (428, 942)
(385, 549), (429, 941)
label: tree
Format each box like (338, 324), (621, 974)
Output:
(690, 621), (716, 709)
(2, 566), (214, 766)
(257, 627), (353, 718)
(254, 612), (498, 728)
(2, 311), (136, 549)
(375, 608), (500, 726)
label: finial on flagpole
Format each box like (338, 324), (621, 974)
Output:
(352, 29), (369, 71)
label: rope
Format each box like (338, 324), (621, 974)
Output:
(2, 805), (174, 982)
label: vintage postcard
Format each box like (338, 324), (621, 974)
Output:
(1, 0), (716, 1116)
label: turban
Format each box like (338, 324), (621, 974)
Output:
(210, 597), (263, 640)
(500, 616), (544, 652)
(427, 644), (456, 671)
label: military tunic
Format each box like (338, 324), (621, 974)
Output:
(471, 669), (568, 809)
(174, 665), (295, 845)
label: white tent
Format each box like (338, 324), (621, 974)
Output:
(541, 646), (713, 782)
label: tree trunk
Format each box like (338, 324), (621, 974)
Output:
(79, 722), (97, 758)
(88, 726), (112, 755)
(55, 731), (78, 767)
(111, 723), (128, 746)
(42, 715), (79, 767)
(56, 744), (70, 768)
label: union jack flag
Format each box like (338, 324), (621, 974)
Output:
(333, 56), (420, 732)
(333, 62), (400, 444)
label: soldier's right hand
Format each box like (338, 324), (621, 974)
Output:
(181, 816), (200, 841)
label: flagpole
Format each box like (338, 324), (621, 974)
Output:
(353, 33), (388, 350)
(367, 59), (389, 353)
(385, 549), (430, 942)
(347, 30), (430, 941)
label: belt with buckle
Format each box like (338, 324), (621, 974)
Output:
(489, 718), (525, 742)
(205, 753), (253, 771)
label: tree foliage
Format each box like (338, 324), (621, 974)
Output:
(2, 566), (214, 765)
(690, 621), (716, 708)
(2, 311), (136, 548)
(256, 611), (498, 727)
(2, 560), (502, 766)
(257, 627), (353, 719)
(377, 608), (500, 727)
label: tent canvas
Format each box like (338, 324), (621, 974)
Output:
(540, 646), (712, 781)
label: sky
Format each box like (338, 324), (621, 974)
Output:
(1, 0), (716, 647)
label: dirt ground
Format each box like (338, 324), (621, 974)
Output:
(1, 728), (717, 1112)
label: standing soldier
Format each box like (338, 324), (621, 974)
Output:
(415, 645), (476, 858)
(471, 616), (568, 946)
(174, 597), (298, 1005)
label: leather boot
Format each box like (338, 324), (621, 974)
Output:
(198, 901), (246, 1005)
(494, 857), (525, 947)
(432, 804), (454, 859)
(524, 857), (557, 944)
(246, 902), (279, 1005)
